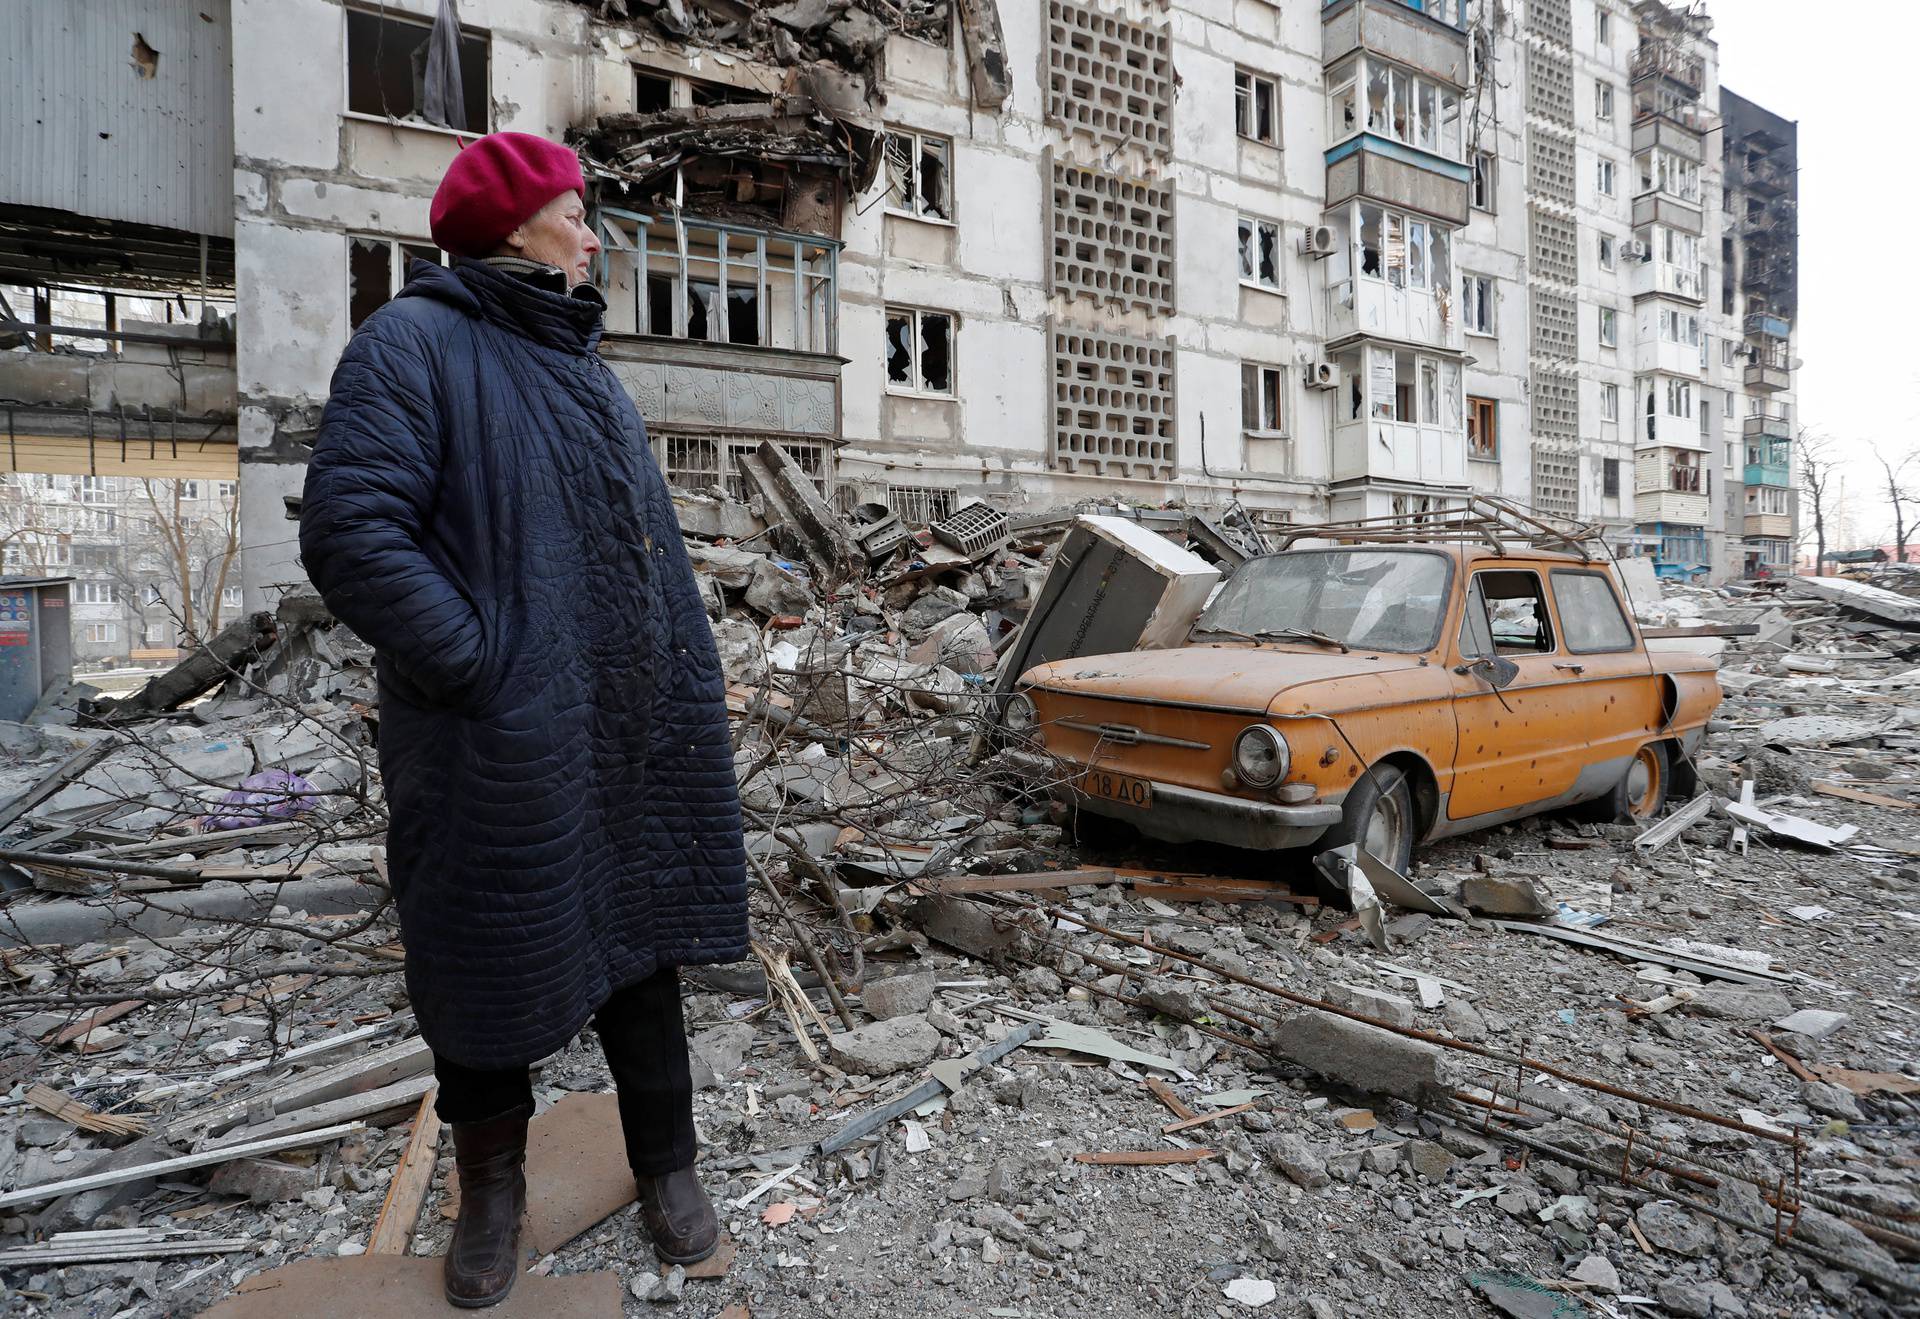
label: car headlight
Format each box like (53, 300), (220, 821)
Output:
(1004, 692), (1038, 732)
(1233, 724), (1289, 788)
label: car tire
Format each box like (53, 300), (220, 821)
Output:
(1322, 762), (1415, 875)
(1600, 741), (1669, 823)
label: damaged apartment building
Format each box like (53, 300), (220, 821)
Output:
(1, 0), (1800, 602)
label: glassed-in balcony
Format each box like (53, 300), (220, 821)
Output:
(1321, 202), (1463, 352)
(1743, 436), (1789, 487)
(1329, 344), (1467, 487)
(1743, 311), (1790, 340)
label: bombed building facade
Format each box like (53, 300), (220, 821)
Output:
(1, 0), (1799, 595)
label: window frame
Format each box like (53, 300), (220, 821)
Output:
(1600, 382), (1619, 423)
(1237, 216), (1283, 292)
(1596, 157), (1616, 197)
(881, 126), (955, 224)
(343, 5), (491, 135)
(1550, 569), (1637, 654)
(1596, 80), (1614, 121)
(1234, 66), (1281, 146)
(1597, 306), (1617, 348)
(1241, 362), (1287, 438)
(347, 234), (448, 330)
(1467, 395), (1498, 459)
(883, 305), (956, 398)
(1598, 233), (1616, 271)
(1464, 569), (1557, 657)
(1470, 150), (1496, 212)
(1461, 273), (1495, 336)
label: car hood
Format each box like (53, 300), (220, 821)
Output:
(1019, 644), (1432, 716)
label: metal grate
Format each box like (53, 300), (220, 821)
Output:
(1530, 289), (1578, 361)
(885, 484), (958, 525)
(1049, 321), (1176, 481)
(929, 501), (1013, 558)
(1528, 204), (1578, 286)
(1050, 157), (1175, 314)
(1526, 46), (1574, 126)
(1527, 130), (1575, 207)
(1045, 0), (1172, 156)
(653, 431), (828, 501)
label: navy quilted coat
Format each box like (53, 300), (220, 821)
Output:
(300, 258), (749, 1069)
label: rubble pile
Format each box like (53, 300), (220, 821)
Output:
(1, 503), (1917, 1316)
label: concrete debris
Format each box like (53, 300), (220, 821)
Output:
(5, 553), (1920, 1315)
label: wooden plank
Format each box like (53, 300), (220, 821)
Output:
(1071, 1149), (1217, 1166)
(368, 1088), (441, 1256)
(169, 1036), (430, 1140)
(48, 1000), (143, 1047)
(933, 868), (1117, 894)
(0, 740), (115, 833)
(0, 1235), (255, 1266)
(1143, 1077), (1196, 1121)
(1160, 1103), (1255, 1135)
(211, 1075), (435, 1148)
(1813, 781), (1915, 810)
(1745, 1028), (1818, 1082)
(24, 1084), (149, 1137)
(0, 1121), (365, 1210)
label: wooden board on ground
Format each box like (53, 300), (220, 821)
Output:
(441, 1093), (639, 1257)
(196, 1256), (621, 1319)
(368, 1089), (440, 1257)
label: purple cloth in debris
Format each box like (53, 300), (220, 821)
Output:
(200, 769), (317, 832)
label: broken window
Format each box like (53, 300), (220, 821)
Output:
(1595, 79), (1614, 120)
(1241, 363), (1284, 435)
(1747, 485), (1789, 515)
(1467, 395), (1497, 458)
(1670, 450), (1701, 493)
(1419, 358), (1440, 424)
(1366, 62), (1391, 134)
(347, 236), (446, 330)
(607, 212), (838, 352)
(1665, 378), (1692, 418)
(1358, 205), (1384, 278)
(345, 6), (488, 131)
(1235, 67), (1279, 145)
(1328, 60), (1359, 140)
(1386, 212), (1406, 288)
(635, 71), (672, 112)
(1598, 306), (1617, 348)
(1601, 383), (1619, 423)
(884, 306), (954, 395)
(1553, 572), (1634, 652)
(1369, 347), (1396, 421)
(1471, 151), (1495, 211)
(1598, 233), (1615, 271)
(1238, 217), (1281, 291)
(1407, 219), (1429, 290)
(1462, 274), (1494, 334)
(1473, 571), (1555, 655)
(1394, 349), (1415, 420)
(882, 128), (952, 222)
(1597, 158), (1615, 196)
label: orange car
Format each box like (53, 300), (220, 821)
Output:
(1005, 543), (1720, 871)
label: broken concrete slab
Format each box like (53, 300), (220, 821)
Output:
(861, 971), (936, 1020)
(1460, 876), (1554, 919)
(1267, 1010), (1447, 1103)
(826, 1014), (940, 1076)
(199, 1256), (623, 1319)
(1685, 985), (1794, 1022)
(1327, 984), (1416, 1030)
(1773, 1009), (1849, 1040)
(207, 1157), (321, 1206)
(1783, 573), (1920, 628)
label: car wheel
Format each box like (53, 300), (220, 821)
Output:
(1609, 742), (1670, 822)
(1323, 763), (1415, 875)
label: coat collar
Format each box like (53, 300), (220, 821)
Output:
(401, 257), (606, 355)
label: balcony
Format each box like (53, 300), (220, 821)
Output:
(1743, 512), (1792, 539)
(1743, 460), (1789, 487)
(1322, 0), (1468, 87)
(1637, 329), (1704, 379)
(1332, 417), (1467, 487)
(1741, 201), (1795, 240)
(1741, 155), (1790, 196)
(1636, 489), (1709, 526)
(1744, 257), (1794, 291)
(1630, 258), (1704, 304)
(1743, 312), (1791, 341)
(1631, 41), (1705, 94)
(1325, 139), (1471, 227)
(598, 336), (843, 445)
(1642, 408), (1704, 450)
(1743, 412), (1792, 440)
(1633, 194), (1703, 236)
(1326, 277), (1464, 353)
(1744, 362), (1791, 392)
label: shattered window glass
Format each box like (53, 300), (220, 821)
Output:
(884, 130), (952, 220)
(1258, 222), (1278, 288)
(885, 311), (912, 385)
(1359, 205), (1383, 278)
(345, 8), (488, 131)
(917, 138), (950, 220)
(1366, 61), (1390, 133)
(347, 236), (393, 331)
(918, 312), (951, 393)
(1196, 550), (1451, 654)
(884, 134), (914, 212)
(1237, 219), (1256, 281)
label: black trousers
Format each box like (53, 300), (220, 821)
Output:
(431, 967), (696, 1176)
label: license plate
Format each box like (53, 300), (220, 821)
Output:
(1079, 769), (1153, 809)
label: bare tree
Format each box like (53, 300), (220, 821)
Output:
(1798, 429), (1835, 577)
(119, 481), (243, 648)
(1875, 449), (1920, 566)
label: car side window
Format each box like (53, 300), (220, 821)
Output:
(1458, 576), (1497, 659)
(1552, 570), (1636, 653)
(1474, 570), (1555, 655)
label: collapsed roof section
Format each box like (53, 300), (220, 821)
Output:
(572, 0), (1006, 237)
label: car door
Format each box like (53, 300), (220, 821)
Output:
(1544, 568), (1662, 786)
(1446, 566), (1598, 820)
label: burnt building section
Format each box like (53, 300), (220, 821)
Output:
(0, 2), (240, 485)
(1721, 88), (1797, 575)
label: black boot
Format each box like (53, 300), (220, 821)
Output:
(635, 1165), (719, 1264)
(443, 1109), (528, 1308)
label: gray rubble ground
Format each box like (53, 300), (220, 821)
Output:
(2, 559), (1918, 1317)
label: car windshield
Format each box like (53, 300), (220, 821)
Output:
(1193, 549), (1450, 654)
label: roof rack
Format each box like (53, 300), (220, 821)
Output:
(1264, 495), (1607, 561)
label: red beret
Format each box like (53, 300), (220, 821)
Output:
(429, 132), (587, 257)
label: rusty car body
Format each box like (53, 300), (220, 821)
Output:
(1005, 532), (1721, 872)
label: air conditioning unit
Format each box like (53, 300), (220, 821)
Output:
(1299, 224), (1338, 258)
(1621, 239), (1652, 262)
(1303, 360), (1338, 390)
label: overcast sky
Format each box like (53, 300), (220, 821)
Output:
(1708, 0), (1920, 547)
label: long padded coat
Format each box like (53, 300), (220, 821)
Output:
(300, 258), (749, 1069)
